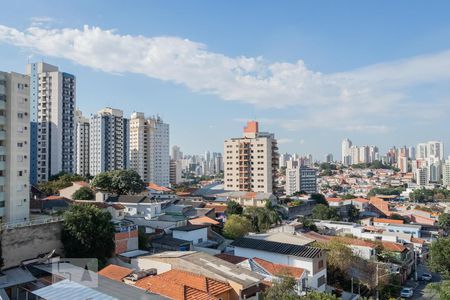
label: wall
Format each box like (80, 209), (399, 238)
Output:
(115, 229), (138, 254)
(173, 228), (207, 244)
(1, 221), (64, 269)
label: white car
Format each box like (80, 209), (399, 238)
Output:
(400, 287), (414, 298)
(421, 273), (432, 281)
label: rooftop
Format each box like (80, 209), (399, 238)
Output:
(98, 264), (134, 282)
(214, 253), (248, 264)
(172, 224), (209, 232)
(251, 257), (304, 279)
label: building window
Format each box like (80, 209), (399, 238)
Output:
(318, 275), (326, 287)
(318, 260), (324, 269)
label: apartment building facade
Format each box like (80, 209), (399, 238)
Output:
(74, 109), (90, 176)
(0, 71), (30, 222)
(285, 166), (317, 195)
(89, 107), (127, 176)
(26, 62), (76, 184)
(224, 121), (278, 194)
(129, 112), (170, 186)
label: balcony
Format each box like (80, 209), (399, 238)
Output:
(0, 131), (5, 140)
(0, 99), (5, 110)
(0, 146), (4, 155)
(0, 161), (5, 170)
(0, 192), (4, 201)
(0, 116), (5, 125)
(0, 176), (4, 185)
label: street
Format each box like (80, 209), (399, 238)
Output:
(403, 263), (440, 300)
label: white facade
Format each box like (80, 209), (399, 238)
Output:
(224, 121), (278, 193)
(89, 107), (126, 176)
(285, 166), (317, 195)
(172, 227), (208, 245)
(416, 167), (429, 186)
(341, 138), (352, 165)
(234, 246), (327, 291)
(0, 71), (30, 222)
(170, 159), (182, 185)
(75, 109), (89, 176)
(129, 112), (170, 187)
(443, 158), (450, 186)
(26, 62), (76, 183)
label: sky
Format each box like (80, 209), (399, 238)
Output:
(1, 1), (450, 159)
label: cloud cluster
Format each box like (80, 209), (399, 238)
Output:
(1, 24), (449, 132)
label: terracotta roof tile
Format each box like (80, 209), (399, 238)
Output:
(382, 241), (406, 252)
(189, 216), (220, 226)
(147, 182), (172, 192)
(373, 218), (404, 225)
(98, 264), (133, 282)
(73, 181), (90, 187)
(252, 257), (305, 279)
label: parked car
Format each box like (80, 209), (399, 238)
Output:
(400, 287), (414, 298)
(421, 273), (432, 281)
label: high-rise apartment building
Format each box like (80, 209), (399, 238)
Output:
(74, 109), (90, 176)
(89, 107), (126, 176)
(416, 167), (429, 186)
(341, 138), (352, 165)
(443, 158), (450, 187)
(224, 121), (278, 194)
(129, 112), (170, 187)
(416, 141), (444, 161)
(0, 71), (30, 222)
(285, 166), (317, 195)
(171, 145), (183, 160)
(26, 62), (76, 184)
(170, 159), (182, 185)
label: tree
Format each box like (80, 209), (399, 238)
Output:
(348, 205), (360, 222)
(312, 204), (339, 220)
(427, 280), (450, 300)
(37, 173), (85, 196)
(61, 205), (115, 265)
(341, 194), (356, 200)
(72, 186), (95, 200)
(265, 200), (282, 226)
(428, 236), (450, 277)
(310, 193), (328, 206)
(263, 275), (339, 300)
(91, 169), (145, 195)
(316, 239), (355, 274)
(438, 213), (450, 232)
(223, 215), (252, 239)
(225, 200), (243, 216)
(242, 203), (281, 232)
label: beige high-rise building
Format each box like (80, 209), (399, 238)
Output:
(0, 71), (30, 222)
(75, 109), (90, 176)
(224, 121), (278, 194)
(129, 112), (170, 187)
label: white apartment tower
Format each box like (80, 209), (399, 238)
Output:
(443, 157), (450, 187)
(224, 121), (278, 193)
(285, 166), (317, 195)
(26, 62), (76, 184)
(89, 107), (126, 176)
(75, 109), (90, 176)
(341, 138), (352, 165)
(0, 71), (30, 222)
(129, 112), (170, 187)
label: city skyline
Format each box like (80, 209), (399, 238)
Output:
(1, 1), (450, 158)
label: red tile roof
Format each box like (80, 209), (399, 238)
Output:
(135, 269), (231, 300)
(98, 264), (133, 282)
(382, 241), (407, 252)
(253, 257), (305, 279)
(147, 183), (172, 192)
(352, 197), (369, 203)
(411, 237), (425, 245)
(214, 253), (247, 264)
(205, 205), (226, 213)
(73, 181), (90, 187)
(326, 197), (343, 203)
(373, 218), (404, 225)
(189, 216), (220, 226)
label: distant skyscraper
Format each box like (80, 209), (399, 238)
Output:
(74, 109), (90, 176)
(416, 167), (429, 186)
(443, 158), (450, 187)
(171, 145), (183, 160)
(408, 146), (416, 160)
(224, 121), (278, 193)
(129, 112), (170, 186)
(89, 107), (126, 176)
(341, 138), (352, 165)
(0, 71), (30, 222)
(26, 62), (76, 183)
(325, 153), (333, 163)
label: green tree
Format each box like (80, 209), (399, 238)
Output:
(265, 200), (282, 226)
(310, 193), (328, 206)
(312, 204), (339, 220)
(427, 280), (450, 300)
(72, 186), (95, 200)
(428, 236), (450, 277)
(348, 205), (360, 222)
(438, 213), (450, 232)
(91, 169), (145, 195)
(223, 215), (252, 239)
(225, 200), (243, 216)
(37, 173), (85, 196)
(61, 205), (115, 265)
(341, 194), (356, 200)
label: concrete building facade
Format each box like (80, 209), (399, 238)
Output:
(74, 109), (89, 176)
(26, 62), (76, 184)
(89, 107), (126, 176)
(285, 166), (317, 195)
(0, 71), (30, 222)
(224, 121), (278, 194)
(129, 113), (170, 186)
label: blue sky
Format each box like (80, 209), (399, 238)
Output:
(1, 1), (450, 159)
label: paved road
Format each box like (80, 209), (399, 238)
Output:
(403, 264), (440, 300)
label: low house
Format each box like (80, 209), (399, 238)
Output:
(232, 237), (327, 291)
(385, 223), (422, 238)
(373, 218), (404, 227)
(30, 195), (72, 213)
(133, 251), (266, 299)
(134, 269), (234, 300)
(107, 195), (164, 220)
(98, 264), (134, 283)
(238, 257), (308, 295)
(171, 224), (209, 245)
(58, 181), (91, 200)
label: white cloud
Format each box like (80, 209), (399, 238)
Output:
(29, 17), (55, 27)
(277, 138), (294, 144)
(0, 24), (449, 131)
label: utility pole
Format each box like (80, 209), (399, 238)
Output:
(376, 263), (379, 300)
(351, 277), (354, 294)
